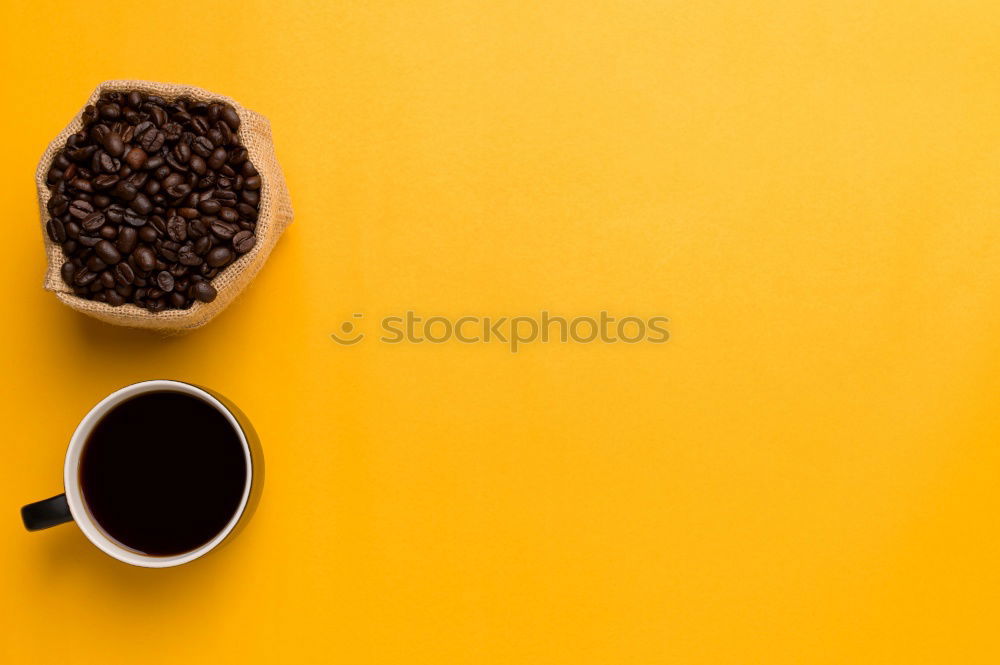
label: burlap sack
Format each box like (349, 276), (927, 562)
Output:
(36, 80), (293, 331)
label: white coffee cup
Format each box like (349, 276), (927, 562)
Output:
(21, 380), (262, 568)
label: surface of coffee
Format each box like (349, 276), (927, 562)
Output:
(45, 90), (261, 311)
(79, 391), (247, 556)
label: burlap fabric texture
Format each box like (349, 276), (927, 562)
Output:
(36, 80), (293, 331)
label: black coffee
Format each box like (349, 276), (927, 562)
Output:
(79, 390), (247, 556)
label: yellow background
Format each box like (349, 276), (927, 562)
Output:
(2, 1), (1000, 662)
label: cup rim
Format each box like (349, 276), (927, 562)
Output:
(63, 380), (253, 568)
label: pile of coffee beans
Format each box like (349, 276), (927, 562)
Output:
(44, 90), (261, 311)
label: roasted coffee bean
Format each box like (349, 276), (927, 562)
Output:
(150, 215), (167, 235)
(236, 203), (257, 221)
(87, 256), (108, 272)
(139, 128), (165, 153)
(188, 219), (208, 238)
(95, 239), (122, 264)
(105, 290), (126, 307)
(191, 280), (217, 303)
(122, 209), (146, 227)
(220, 106), (240, 132)
(206, 246), (232, 267)
(60, 261), (77, 285)
(47, 194), (69, 216)
(189, 154), (207, 175)
(214, 189), (237, 204)
(81, 211), (106, 232)
(114, 262), (135, 285)
(99, 225), (118, 240)
(94, 174), (120, 189)
(138, 226), (158, 243)
(69, 199), (94, 219)
(156, 271), (175, 292)
(164, 216), (186, 242)
(194, 236), (213, 256)
(128, 171), (149, 188)
(129, 193), (153, 215)
(210, 220), (237, 240)
(74, 268), (98, 286)
(79, 235), (102, 248)
(102, 131), (125, 157)
(116, 226), (138, 254)
(232, 230), (256, 254)
(198, 198), (221, 215)
(99, 271), (116, 289)
(47, 219), (66, 243)
(174, 244), (199, 266)
(217, 207), (238, 224)
(134, 246), (156, 272)
(124, 146), (147, 170)
(192, 135), (214, 158)
(112, 180), (138, 201)
(208, 147), (227, 170)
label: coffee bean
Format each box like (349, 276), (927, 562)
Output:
(198, 198), (221, 215)
(99, 271), (116, 289)
(156, 271), (175, 292)
(74, 268), (98, 286)
(95, 239), (122, 265)
(210, 220), (237, 240)
(221, 106), (240, 132)
(189, 155), (207, 175)
(244, 175), (261, 190)
(208, 147), (227, 170)
(166, 216), (187, 242)
(114, 262), (135, 285)
(139, 128), (165, 152)
(138, 226), (157, 243)
(129, 193), (153, 215)
(47, 219), (66, 243)
(191, 280), (217, 303)
(102, 131), (125, 157)
(206, 246), (233, 267)
(124, 146), (147, 170)
(87, 256), (108, 272)
(112, 180), (138, 201)
(232, 230), (256, 254)
(94, 174), (120, 189)
(105, 290), (126, 307)
(81, 211), (106, 232)
(79, 235), (102, 248)
(192, 136), (214, 158)
(134, 246), (156, 272)
(69, 199), (94, 219)
(194, 236), (213, 256)
(99, 225), (117, 240)
(123, 209), (146, 227)
(115, 227), (137, 254)
(178, 245), (202, 266)
(61, 261), (77, 284)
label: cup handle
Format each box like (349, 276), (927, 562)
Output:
(21, 494), (73, 531)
